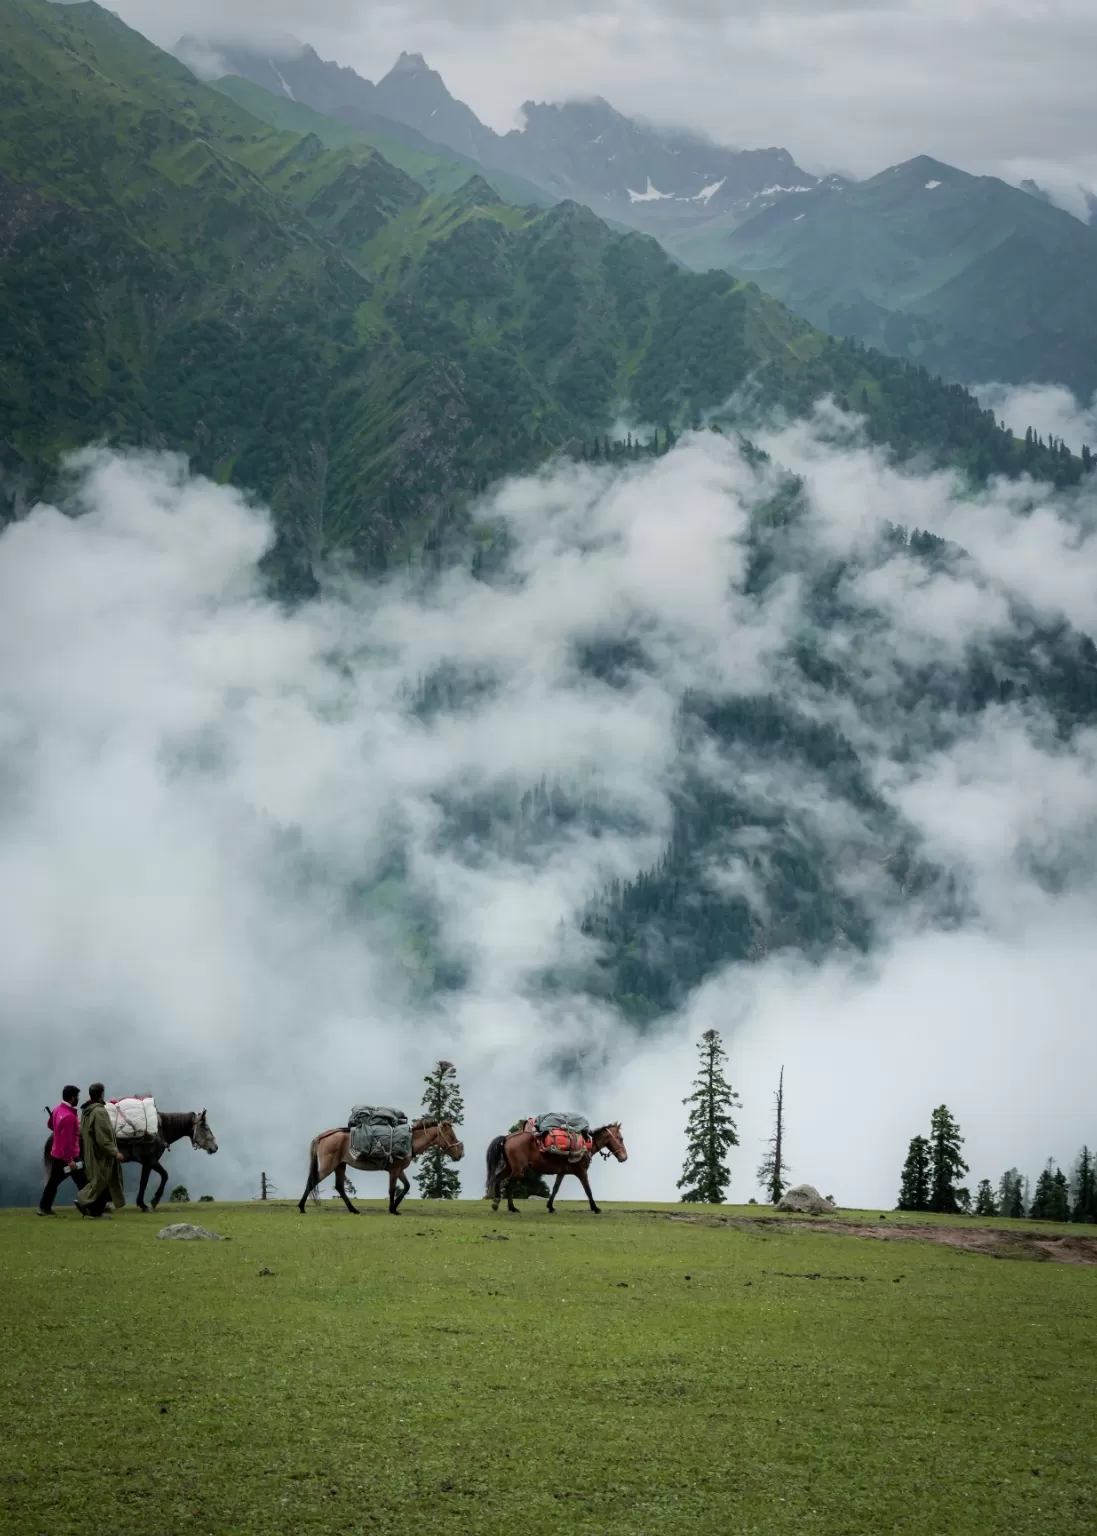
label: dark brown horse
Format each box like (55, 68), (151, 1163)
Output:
(299, 1118), (465, 1215)
(42, 1109), (218, 1213)
(485, 1123), (627, 1213)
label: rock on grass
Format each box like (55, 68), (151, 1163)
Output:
(156, 1223), (226, 1241)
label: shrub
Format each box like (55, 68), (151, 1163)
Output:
(168, 1185), (190, 1203)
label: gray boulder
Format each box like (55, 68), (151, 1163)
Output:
(156, 1223), (225, 1240)
(776, 1184), (836, 1215)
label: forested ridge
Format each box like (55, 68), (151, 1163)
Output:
(1, 0), (1082, 593)
(3, 0), (1096, 1026)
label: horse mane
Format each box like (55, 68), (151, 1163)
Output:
(412, 1116), (441, 1130)
(157, 1111), (196, 1142)
(592, 1123), (620, 1138)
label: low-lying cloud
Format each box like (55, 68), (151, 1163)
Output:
(3, 420), (1096, 1210)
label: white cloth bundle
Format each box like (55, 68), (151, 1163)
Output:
(106, 1097), (159, 1139)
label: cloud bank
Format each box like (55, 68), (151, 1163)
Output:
(3, 422), (1097, 1209)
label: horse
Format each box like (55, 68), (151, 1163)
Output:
(298, 1118), (465, 1215)
(42, 1110), (218, 1213)
(485, 1123), (627, 1214)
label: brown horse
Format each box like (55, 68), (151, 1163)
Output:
(298, 1118), (464, 1215)
(485, 1123), (627, 1214)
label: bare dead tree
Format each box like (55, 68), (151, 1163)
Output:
(757, 1065), (790, 1204)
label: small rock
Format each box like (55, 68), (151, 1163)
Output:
(156, 1223), (225, 1241)
(258, 1266), (274, 1276)
(482, 1234), (509, 1241)
(616, 1281), (629, 1288)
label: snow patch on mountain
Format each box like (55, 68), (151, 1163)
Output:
(695, 178), (726, 205)
(628, 178), (674, 203)
(269, 62), (295, 100)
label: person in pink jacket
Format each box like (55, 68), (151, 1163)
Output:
(39, 1085), (87, 1215)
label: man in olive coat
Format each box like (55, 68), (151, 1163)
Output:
(76, 1084), (126, 1218)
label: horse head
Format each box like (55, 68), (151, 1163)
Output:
(193, 1110), (218, 1155)
(596, 1122), (628, 1162)
(435, 1120), (465, 1162)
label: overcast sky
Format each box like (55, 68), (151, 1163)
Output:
(109, 0), (1097, 187)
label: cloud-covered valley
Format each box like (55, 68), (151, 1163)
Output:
(3, 416), (1096, 1209)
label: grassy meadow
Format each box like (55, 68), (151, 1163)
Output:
(1, 1198), (1094, 1535)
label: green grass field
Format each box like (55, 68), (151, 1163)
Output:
(2, 1199), (1094, 1535)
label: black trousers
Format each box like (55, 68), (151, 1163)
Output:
(39, 1157), (87, 1212)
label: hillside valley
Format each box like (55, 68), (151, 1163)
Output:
(2, 0), (1097, 1041)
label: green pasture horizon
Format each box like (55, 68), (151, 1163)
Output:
(3, 1199), (1093, 1534)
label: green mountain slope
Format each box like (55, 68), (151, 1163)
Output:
(3, 0), (1096, 1035)
(0, 0), (1082, 593)
(670, 157), (1097, 397)
(209, 72), (554, 209)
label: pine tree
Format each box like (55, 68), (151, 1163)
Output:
(756, 1065), (790, 1204)
(678, 1029), (740, 1204)
(998, 1168), (1025, 1218)
(974, 1179), (998, 1216)
(897, 1135), (931, 1211)
(1071, 1146), (1097, 1223)
(1051, 1167), (1070, 1222)
(414, 1059), (464, 1200)
(928, 1105), (968, 1213)
(1029, 1161), (1056, 1221)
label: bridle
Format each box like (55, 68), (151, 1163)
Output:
(432, 1122), (463, 1157)
(597, 1125), (624, 1162)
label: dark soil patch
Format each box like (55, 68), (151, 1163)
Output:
(659, 1212), (1097, 1264)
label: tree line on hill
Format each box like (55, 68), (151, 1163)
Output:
(897, 1110), (1096, 1222)
(295, 1037), (1091, 1217)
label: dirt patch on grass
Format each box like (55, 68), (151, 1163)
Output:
(659, 1212), (1097, 1264)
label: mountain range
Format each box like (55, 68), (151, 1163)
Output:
(181, 36), (817, 231)
(190, 34), (1097, 397)
(9, 0), (1074, 576)
(4, 0), (1096, 1025)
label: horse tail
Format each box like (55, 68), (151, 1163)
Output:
(485, 1134), (507, 1197)
(302, 1141), (321, 1206)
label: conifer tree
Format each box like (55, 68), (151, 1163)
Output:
(757, 1065), (790, 1204)
(1051, 1167), (1071, 1222)
(998, 1167), (1025, 1218)
(1071, 1146), (1097, 1223)
(974, 1179), (998, 1216)
(897, 1135), (931, 1211)
(1029, 1161), (1056, 1220)
(678, 1029), (740, 1204)
(928, 1105), (968, 1213)
(414, 1059), (464, 1200)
